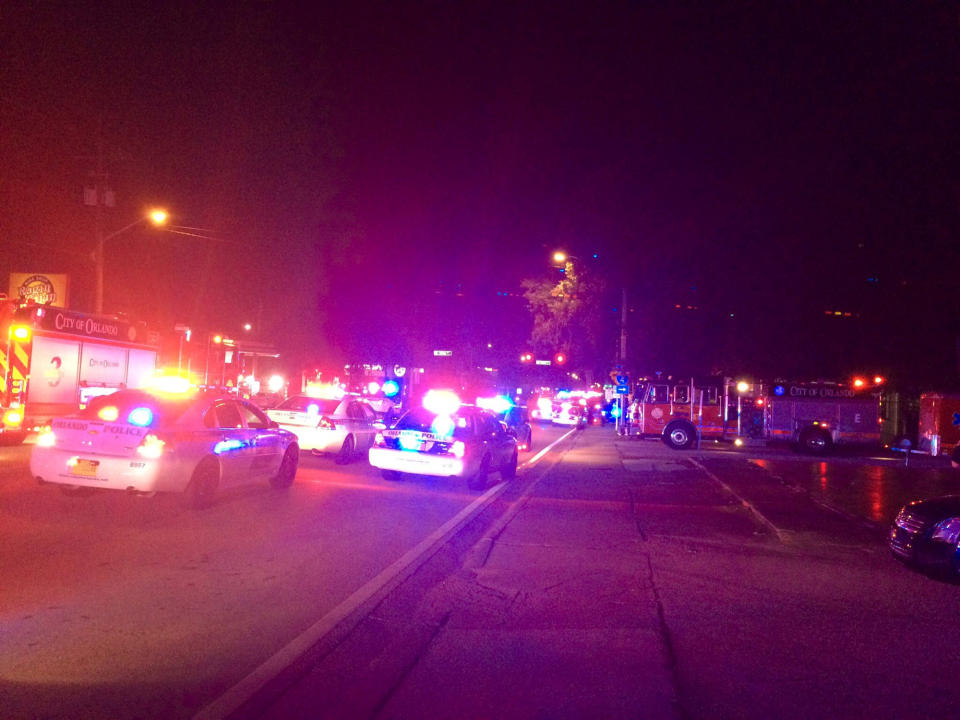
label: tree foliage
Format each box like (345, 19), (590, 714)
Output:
(521, 262), (605, 374)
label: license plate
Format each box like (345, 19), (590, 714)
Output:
(70, 459), (99, 477)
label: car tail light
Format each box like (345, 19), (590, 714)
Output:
(36, 429), (56, 447)
(374, 431), (385, 447)
(137, 433), (166, 459)
(318, 416), (336, 430)
(450, 440), (465, 458)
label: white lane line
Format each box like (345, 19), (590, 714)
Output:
(688, 457), (787, 544)
(195, 429), (577, 720)
(522, 427), (577, 469)
(464, 428), (578, 570)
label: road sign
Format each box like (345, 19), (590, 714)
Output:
(616, 385), (629, 394)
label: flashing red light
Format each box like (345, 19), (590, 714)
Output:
(873, 376), (884, 385)
(852, 377), (866, 388)
(755, 398), (765, 406)
(555, 353), (566, 365)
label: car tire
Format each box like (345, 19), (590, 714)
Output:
(467, 455), (490, 491)
(381, 469), (402, 482)
(270, 445), (299, 489)
(502, 450), (518, 480)
(183, 457), (220, 509)
(798, 427), (832, 455)
(662, 420), (696, 450)
(336, 435), (355, 465)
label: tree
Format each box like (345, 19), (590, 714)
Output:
(521, 261), (605, 379)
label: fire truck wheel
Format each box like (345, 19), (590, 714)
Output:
(662, 420), (696, 450)
(798, 427), (832, 455)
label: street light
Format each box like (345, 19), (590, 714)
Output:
(94, 207), (168, 313)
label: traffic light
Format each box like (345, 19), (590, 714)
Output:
(554, 352), (566, 365)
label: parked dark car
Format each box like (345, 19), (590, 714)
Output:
(889, 496), (960, 578)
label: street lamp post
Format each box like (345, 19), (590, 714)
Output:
(94, 208), (168, 314)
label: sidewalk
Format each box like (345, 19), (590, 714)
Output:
(262, 429), (680, 720)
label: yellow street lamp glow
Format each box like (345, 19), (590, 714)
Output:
(213, 335), (223, 344)
(736, 381), (749, 393)
(553, 251), (567, 263)
(149, 209), (169, 226)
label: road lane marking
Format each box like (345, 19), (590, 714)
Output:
(464, 428), (577, 570)
(195, 428), (577, 720)
(521, 427), (577, 469)
(688, 457), (787, 544)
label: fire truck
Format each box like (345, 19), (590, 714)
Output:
(0, 302), (159, 443)
(628, 376), (882, 454)
(628, 376), (736, 449)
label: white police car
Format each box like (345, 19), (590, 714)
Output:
(266, 392), (380, 462)
(30, 385), (299, 508)
(369, 390), (518, 490)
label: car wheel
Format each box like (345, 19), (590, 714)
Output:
(662, 420), (696, 450)
(502, 450), (518, 480)
(467, 455), (490, 491)
(336, 435), (355, 465)
(183, 457), (220, 509)
(271, 445), (299, 489)
(798, 427), (832, 455)
(381, 469), (402, 482)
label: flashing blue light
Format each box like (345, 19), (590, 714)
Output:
(398, 432), (422, 451)
(382, 379), (400, 397)
(431, 414), (455, 438)
(611, 406), (621, 418)
(214, 438), (245, 454)
(774, 385), (785, 396)
(592, 253), (598, 258)
(127, 407), (154, 427)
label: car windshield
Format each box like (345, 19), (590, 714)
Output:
(394, 408), (474, 439)
(76, 390), (194, 426)
(276, 396), (341, 414)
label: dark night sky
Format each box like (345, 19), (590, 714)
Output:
(2, 1), (958, 385)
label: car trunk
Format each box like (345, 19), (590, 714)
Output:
(50, 417), (149, 457)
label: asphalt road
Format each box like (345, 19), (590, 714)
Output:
(2, 428), (959, 719)
(0, 425), (569, 720)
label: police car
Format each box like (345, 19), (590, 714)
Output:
(368, 390), (518, 490)
(30, 383), (300, 508)
(266, 391), (380, 462)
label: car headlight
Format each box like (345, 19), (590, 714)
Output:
(930, 517), (960, 545)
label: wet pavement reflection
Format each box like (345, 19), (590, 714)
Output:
(749, 455), (960, 525)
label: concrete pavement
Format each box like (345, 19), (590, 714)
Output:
(253, 428), (960, 720)
(259, 428), (694, 720)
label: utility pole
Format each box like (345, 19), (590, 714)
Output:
(86, 117), (115, 315)
(619, 286), (627, 365)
